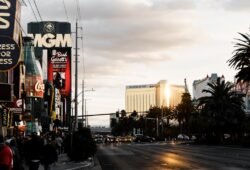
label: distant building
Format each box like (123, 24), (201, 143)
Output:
(193, 73), (225, 100)
(235, 81), (250, 114)
(125, 80), (185, 114)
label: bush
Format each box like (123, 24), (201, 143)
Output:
(66, 127), (97, 161)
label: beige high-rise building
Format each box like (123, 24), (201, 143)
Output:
(125, 80), (185, 114)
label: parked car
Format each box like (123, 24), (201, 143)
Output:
(134, 135), (155, 143)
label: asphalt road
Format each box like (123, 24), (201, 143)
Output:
(96, 142), (250, 170)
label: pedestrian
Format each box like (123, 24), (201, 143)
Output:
(9, 138), (24, 170)
(24, 132), (43, 170)
(0, 135), (13, 170)
(41, 137), (58, 170)
(55, 134), (63, 154)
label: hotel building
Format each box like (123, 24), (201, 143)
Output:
(125, 80), (185, 114)
(193, 73), (225, 100)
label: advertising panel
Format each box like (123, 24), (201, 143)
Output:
(25, 75), (44, 98)
(47, 48), (71, 97)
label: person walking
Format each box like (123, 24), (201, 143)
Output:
(24, 133), (43, 170)
(0, 135), (13, 170)
(41, 137), (58, 170)
(9, 138), (23, 170)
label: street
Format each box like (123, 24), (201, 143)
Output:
(97, 142), (250, 170)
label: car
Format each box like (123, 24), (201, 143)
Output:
(134, 135), (155, 143)
(94, 134), (104, 143)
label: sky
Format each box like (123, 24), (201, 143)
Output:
(20, 0), (250, 127)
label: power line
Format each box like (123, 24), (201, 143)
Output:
(81, 30), (85, 79)
(27, 0), (38, 21)
(75, 0), (81, 21)
(32, 0), (43, 21)
(62, 0), (69, 21)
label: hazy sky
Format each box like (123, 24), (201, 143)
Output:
(21, 0), (250, 126)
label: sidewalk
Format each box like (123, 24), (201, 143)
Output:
(23, 154), (102, 170)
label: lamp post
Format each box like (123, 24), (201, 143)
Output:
(84, 99), (92, 127)
(80, 80), (94, 127)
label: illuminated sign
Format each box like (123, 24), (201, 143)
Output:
(47, 48), (71, 97)
(0, 36), (20, 71)
(35, 80), (45, 92)
(28, 33), (72, 48)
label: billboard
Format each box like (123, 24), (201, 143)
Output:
(28, 22), (72, 97)
(0, 0), (21, 71)
(47, 48), (71, 97)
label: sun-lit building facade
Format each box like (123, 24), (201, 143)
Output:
(125, 80), (185, 114)
(169, 85), (186, 108)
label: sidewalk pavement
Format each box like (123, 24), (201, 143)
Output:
(23, 154), (102, 170)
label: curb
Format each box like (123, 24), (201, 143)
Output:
(91, 155), (102, 170)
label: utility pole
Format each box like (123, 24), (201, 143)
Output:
(82, 80), (84, 127)
(85, 99), (87, 127)
(74, 21), (79, 131)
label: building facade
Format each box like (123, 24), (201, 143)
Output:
(235, 81), (250, 114)
(193, 73), (225, 100)
(125, 80), (185, 114)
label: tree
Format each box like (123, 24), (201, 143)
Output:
(228, 32), (250, 84)
(175, 92), (194, 135)
(66, 127), (97, 161)
(198, 78), (245, 144)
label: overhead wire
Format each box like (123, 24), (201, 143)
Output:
(75, 0), (81, 21)
(62, 0), (69, 22)
(32, 0), (43, 21)
(26, 0), (38, 21)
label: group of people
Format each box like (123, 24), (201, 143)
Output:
(0, 132), (64, 170)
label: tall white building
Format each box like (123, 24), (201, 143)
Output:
(125, 80), (185, 114)
(193, 73), (225, 100)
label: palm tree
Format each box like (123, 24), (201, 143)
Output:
(228, 32), (250, 83)
(198, 78), (245, 143)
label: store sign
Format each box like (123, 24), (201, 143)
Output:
(1, 108), (8, 126)
(28, 33), (72, 48)
(0, 36), (20, 71)
(0, 0), (16, 36)
(9, 107), (22, 114)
